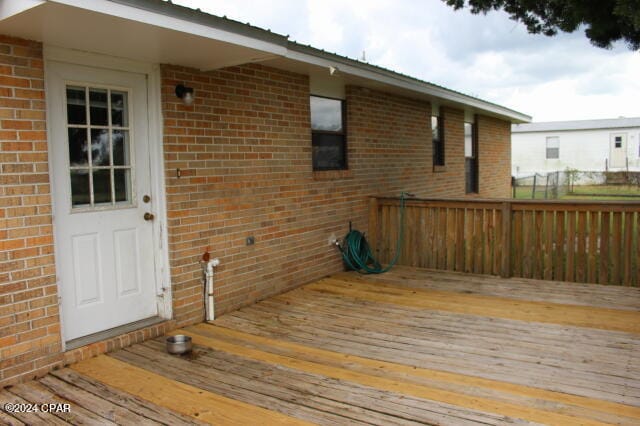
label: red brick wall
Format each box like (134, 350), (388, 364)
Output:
(161, 64), (512, 325)
(424, 108), (512, 198)
(0, 36), (62, 386)
(0, 42), (512, 385)
(477, 115), (512, 198)
(427, 107), (467, 195)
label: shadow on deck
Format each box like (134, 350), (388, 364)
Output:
(2, 266), (640, 425)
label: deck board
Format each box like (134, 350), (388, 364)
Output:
(217, 300), (640, 406)
(2, 267), (639, 425)
(342, 266), (640, 310)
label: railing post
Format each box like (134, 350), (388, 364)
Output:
(500, 201), (512, 278)
(368, 197), (379, 256)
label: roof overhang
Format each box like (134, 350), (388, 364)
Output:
(0, 0), (531, 123)
(272, 45), (531, 123)
(0, 0), (286, 70)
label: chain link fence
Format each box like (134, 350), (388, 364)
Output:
(513, 171), (569, 199)
(513, 170), (640, 199)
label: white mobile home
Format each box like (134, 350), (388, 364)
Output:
(512, 117), (640, 178)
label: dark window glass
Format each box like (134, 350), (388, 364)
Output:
(68, 128), (88, 167)
(89, 89), (108, 126)
(464, 122), (478, 193)
(432, 116), (445, 166)
(114, 169), (130, 202)
(312, 133), (346, 170)
(310, 95), (346, 170)
(110, 91), (128, 127)
(93, 170), (112, 204)
(70, 170), (90, 206)
(112, 130), (129, 165)
(91, 129), (110, 166)
(66, 87), (86, 125)
(546, 137), (559, 159)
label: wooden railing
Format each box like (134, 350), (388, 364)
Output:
(368, 197), (640, 286)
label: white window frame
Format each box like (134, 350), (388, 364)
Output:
(546, 136), (559, 159)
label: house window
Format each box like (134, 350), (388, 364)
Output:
(546, 136), (559, 159)
(464, 122), (478, 194)
(614, 136), (622, 148)
(310, 95), (346, 170)
(432, 116), (445, 166)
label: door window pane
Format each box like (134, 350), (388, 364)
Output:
(615, 136), (622, 148)
(91, 129), (110, 166)
(112, 130), (129, 165)
(114, 169), (130, 202)
(70, 170), (90, 206)
(66, 84), (133, 209)
(68, 128), (88, 167)
(66, 87), (86, 125)
(93, 170), (112, 204)
(89, 89), (109, 126)
(111, 91), (128, 127)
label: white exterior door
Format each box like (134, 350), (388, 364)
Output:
(48, 62), (158, 342)
(610, 133), (628, 169)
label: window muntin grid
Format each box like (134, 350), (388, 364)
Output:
(65, 85), (134, 209)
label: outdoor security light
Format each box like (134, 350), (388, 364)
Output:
(175, 84), (194, 106)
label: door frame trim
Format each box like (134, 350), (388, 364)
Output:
(44, 46), (172, 348)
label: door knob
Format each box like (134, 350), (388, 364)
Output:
(143, 212), (155, 221)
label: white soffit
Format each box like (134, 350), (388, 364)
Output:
(0, 0), (283, 70)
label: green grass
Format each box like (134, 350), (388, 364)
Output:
(513, 186), (539, 199)
(561, 195), (640, 201)
(568, 185), (640, 196)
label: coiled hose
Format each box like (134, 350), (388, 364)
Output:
(341, 193), (407, 274)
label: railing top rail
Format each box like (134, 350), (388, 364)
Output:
(374, 196), (640, 211)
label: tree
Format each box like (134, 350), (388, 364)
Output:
(442, 0), (640, 50)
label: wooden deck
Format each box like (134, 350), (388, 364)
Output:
(2, 267), (640, 425)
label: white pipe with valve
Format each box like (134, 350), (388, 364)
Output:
(204, 258), (220, 321)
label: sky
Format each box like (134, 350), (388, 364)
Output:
(173, 0), (640, 122)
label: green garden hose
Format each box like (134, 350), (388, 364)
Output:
(340, 193), (408, 274)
